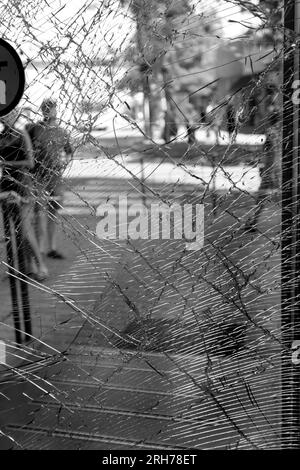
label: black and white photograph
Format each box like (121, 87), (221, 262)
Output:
(0, 0), (298, 453)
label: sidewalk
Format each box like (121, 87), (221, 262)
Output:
(75, 134), (262, 165)
(0, 198), (281, 449)
(0, 138), (282, 449)
(86, 120), (265, 148)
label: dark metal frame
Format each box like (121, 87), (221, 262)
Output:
(282, 0), (300, 448)
(1, 202), (31, 344)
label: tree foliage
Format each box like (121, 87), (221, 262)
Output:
(119, 0), (220, 131)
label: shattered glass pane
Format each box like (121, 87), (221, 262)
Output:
(0, 0), (298, 450)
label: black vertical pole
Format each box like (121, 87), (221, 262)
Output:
(14, 208), (32, 341)
(282, 0), (300, 448)
(293, 0), (300, 448)
(2, 205), (23, 345)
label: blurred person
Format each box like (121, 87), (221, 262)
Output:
(0, 110), (49, 280)
(26, 98), (73, 259)
(248, 95), (258, 127)
(162, 110), (178, 142)
(226, 103), (236, 135)
(206, 101), (222, 143)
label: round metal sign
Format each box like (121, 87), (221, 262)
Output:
(0, 39), (25, 117)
